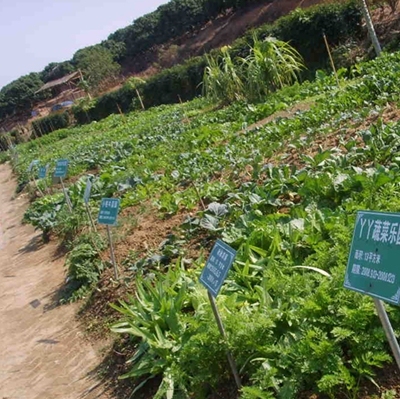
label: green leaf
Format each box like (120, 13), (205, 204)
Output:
(292, 265), (331, 278)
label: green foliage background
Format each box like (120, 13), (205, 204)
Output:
(32, 112), (71, 137)
(13, 49), (400, 398)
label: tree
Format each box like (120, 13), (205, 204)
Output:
(107, 0), (269, 63)
(101, 39), (126, 61)
(0, 73), (45, 118)
(74, 46), (121, 92)
(40, 61), (75, 83)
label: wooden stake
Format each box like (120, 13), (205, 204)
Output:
(191, 181), (206, 210)
(32, 177), (45, 197)
(136, 88), (145, 110)
(323, 33), (340, 88)
(116, 103), (124, 117)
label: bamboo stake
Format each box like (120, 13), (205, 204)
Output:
(136, 88), (145, 110)
(191, 181), (206, 210)
(323, 33), (340, 88)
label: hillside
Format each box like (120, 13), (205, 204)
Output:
(120, 0), (332, 76)
(6, 44), (400, 397)
(0, 0), (343, 135)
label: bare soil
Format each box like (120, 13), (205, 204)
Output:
(123, 0), (336, 77)
(79, 206), (190, 330)
(114, 205), (186, 259)
(236, 100), (315, 135)
(0, 163), (111, 399)
(271, 101), (400, 169)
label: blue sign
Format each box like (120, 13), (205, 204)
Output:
(27, 160), (39, 173)
(54, 159), (69, 178)
(38, 165), (47, 179)
(344, 210), (400, 305)
(200, 239), (236, 297)
(98, 198), (120, 225)
(83, 178), (92, 204)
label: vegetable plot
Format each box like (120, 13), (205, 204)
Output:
(14, 52), (400, 398)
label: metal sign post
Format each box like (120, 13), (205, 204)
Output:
(27, 160), (39, 173)
(373, 298), (400, 370)
(98, 198), (121, 280)
(344, 210), (400, 370)
(200, 239), (241, 389)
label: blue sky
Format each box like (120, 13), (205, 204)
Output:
(0, 0), (168, 89)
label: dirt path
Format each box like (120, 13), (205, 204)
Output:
(236, 100), (314, 135)
(0, 164), (110, 399)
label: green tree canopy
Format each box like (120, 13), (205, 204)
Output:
(40, 61), (75, 83)
(0, 73), (45, 118)
(108, 0), (271, 61)
(73, 46), (121, 92)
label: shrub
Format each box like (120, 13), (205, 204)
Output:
(23, 194), (65, 242)
(64, 233), (106, 301)
(32, 111), (71, 137)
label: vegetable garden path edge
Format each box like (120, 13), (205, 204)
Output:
(0, 163), (111, 399)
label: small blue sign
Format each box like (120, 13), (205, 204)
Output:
(98, 198), (120, 225)
(200, 239), (236, 297)
(83, 178), (92, 204)
(27, 160), (39, 173)
(38, 165), (47, 179)
(54, 159), (69, 178)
